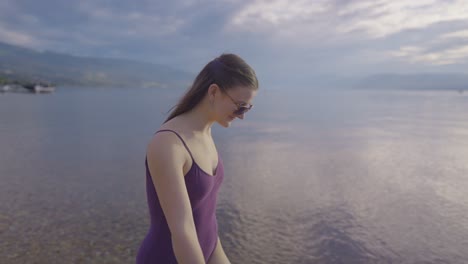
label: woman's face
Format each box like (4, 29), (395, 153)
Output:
(213, 85), (257, 127)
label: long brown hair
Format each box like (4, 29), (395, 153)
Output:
(164, 53), (259, 123)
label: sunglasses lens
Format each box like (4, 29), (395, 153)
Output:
(234, 107), (248, 115)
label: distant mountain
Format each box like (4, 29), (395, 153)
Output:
(0, 42), (193, 88)
(354, 73), (468, 91)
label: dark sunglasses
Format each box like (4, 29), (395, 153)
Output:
(219, 87), (253, 115)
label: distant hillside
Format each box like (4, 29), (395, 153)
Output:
(354, 73), (468, 91)
(0, 42), (193, 88)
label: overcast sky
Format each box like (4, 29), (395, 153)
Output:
(1, 0), (468, 87)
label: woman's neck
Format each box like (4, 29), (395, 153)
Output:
(170, 103), (214, 136)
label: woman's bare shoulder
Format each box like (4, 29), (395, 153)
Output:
(147, 130), (182, 157)
(148, 122), (191, 164)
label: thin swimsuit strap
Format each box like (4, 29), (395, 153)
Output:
(155, 129), (194, 162)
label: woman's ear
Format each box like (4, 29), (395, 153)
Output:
(208, 84), (220, 101)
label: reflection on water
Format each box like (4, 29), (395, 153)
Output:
(216, 89), (468, 263)
(1, 88), (468, 263)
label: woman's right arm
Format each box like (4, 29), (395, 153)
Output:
(147, 133), (206, 264)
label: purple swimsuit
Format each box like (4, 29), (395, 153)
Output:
(136, 129), (224, 263)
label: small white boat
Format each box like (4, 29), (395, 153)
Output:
(1, 85), (11, 92)
(34, 84), (55, 93)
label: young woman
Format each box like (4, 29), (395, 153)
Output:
(136, 54), (259, 264)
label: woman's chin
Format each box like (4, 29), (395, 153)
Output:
(218, 116), (235, 128)
(218, 121), (229, 128)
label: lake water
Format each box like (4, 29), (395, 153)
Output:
(1, 87), (468, 263)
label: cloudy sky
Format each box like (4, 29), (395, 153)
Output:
(1, 0), (468, 87)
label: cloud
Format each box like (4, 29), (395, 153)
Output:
(390, 44), (468, 65)
(228, 0), (329, 28)
(1, 0), (468, 80)
(225, 0), (337, 46)
(0, 22), (37, 47)
(222, 0), (468, 75)
(0, 2), (37, 47)
(0, 0), (188, 49)
(337, 0), (468, 38)
(227, 0), (468, 40)
(441, 30), (468, 39)
(73, 1), (187, 39)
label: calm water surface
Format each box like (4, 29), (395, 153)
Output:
(1, 87), (467, 263)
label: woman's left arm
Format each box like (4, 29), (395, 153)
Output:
(207, 236), (231, 264)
